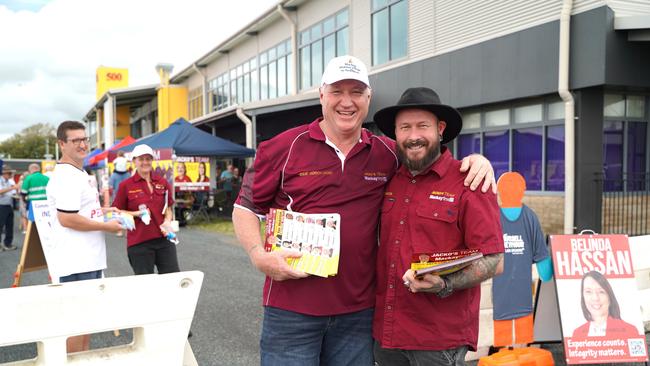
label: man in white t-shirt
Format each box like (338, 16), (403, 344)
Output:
(46, 120), (123, 353)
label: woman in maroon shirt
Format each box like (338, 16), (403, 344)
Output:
(113, 144), (179, 275)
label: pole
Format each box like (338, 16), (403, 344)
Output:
(172, 152), (177, 222)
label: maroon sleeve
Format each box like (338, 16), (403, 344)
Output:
(459, 189), (504, 255)
(112, 178), (129, 210)
(235, 141), (284, 216)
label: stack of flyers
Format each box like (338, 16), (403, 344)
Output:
(264, 208), (341, 278)
(410, 249), (482, 276)
(104, 211), (135, 231)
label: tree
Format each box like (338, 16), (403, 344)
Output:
(0, 123), (58, 159)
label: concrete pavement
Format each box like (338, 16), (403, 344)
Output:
(0, 223), (265, 365)
(1, 220), (648, 365)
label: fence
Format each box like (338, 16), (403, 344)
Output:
(596, 173), (650, 236)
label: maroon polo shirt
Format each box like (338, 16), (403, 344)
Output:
(113, 173), (174, 247)
(235, 118), (399, 316)
(373, 147), (503, 351)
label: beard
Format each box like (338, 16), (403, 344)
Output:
(397, 138), (441, 173)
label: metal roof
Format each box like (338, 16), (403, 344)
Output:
(170, 0), (308, 83)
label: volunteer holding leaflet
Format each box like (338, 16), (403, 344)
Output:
(113, 144), (180, 275)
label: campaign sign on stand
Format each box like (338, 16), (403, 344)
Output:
(550, 234), (648, 364)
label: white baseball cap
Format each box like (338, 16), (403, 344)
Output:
(321, 55), (370, 88)
(131, 144), (154, 160)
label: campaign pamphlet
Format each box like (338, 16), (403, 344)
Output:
(411, 249), (482, 277)
(551, 234), (648, 364)
(104, 211), (135, 231)
(264, 208), (340, 278)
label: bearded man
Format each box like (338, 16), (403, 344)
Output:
(372, 87), (505, 366)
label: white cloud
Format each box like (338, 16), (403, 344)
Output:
(0, 0), (278, 141)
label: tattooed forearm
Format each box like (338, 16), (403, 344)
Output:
(446, 253), (503, 291)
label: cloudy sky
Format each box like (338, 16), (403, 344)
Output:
(0, 0), (278, 141)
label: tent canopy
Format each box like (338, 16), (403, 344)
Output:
(121, 118), (255, 157)
(83, 148), (105, 169)
(88, 136), (136, 165)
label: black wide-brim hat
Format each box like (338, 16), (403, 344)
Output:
(374, 87), (462, 143)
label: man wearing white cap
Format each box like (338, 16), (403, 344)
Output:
(233, 56), (494, 365)
(47, 121), (124, 353)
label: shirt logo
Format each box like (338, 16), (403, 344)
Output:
(154, 184), (165, 190)
(429, 191), (455, 203)
(298, 170), (333, 177)
(364, 172), (387, 182)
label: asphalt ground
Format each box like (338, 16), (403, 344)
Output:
(0, 220), (265, 365)
(1, 216), (648, 365)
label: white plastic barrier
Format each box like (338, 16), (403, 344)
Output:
(0, 271), (203, 366)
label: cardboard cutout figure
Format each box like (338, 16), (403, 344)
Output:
(492, 172), (551, 347)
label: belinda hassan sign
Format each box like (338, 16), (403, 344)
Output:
(551, 234), (648, 364)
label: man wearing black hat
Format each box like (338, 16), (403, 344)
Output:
(0, 165), (19, 250)
(372, 88), (505, 365)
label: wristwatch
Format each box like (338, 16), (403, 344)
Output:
(436, 276), (453, 298)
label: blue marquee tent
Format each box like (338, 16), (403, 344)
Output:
(83, 148), (105, 169)
(121, 118), (255, 157)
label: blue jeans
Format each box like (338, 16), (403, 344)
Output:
(59, 270), (103, 283)
(374, 341), (469, 366)
(260, 306), (374, 366)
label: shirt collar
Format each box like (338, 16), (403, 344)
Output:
(398, 146), (452, 178)
(308, 117), (371, 146)
(133, 172), (160, 183)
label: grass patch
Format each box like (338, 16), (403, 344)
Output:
(192, 217), (265, 237)
(193, 218), (235, 235)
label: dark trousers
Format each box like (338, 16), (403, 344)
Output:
(0, 205), (14, 246)
(127, 237), (180, 275)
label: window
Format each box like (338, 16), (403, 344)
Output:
(260, 40), (292, 99)
(455, 98), (565, 191)
(208, 41), (291, 111)
(603, 94), (648, 191)
(484, 130), (509, 182)
(545, 125), (565, 191)
(514, 104), (542, 124)
(372, 0), (407, 66)
(208, 72), (229, 111)
(462, 112), (481, 130)
(188, 87), (203, 120)
(299, 9), (349, 89)
(603, 121), (624, 191)
(485, 109), (509, 127)
(513, 127), (543, 190)
(457, 133), (480, 158)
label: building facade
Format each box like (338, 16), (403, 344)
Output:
(89, 0), (650, 235)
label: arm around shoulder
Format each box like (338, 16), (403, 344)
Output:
(459, 153), (496, 193)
